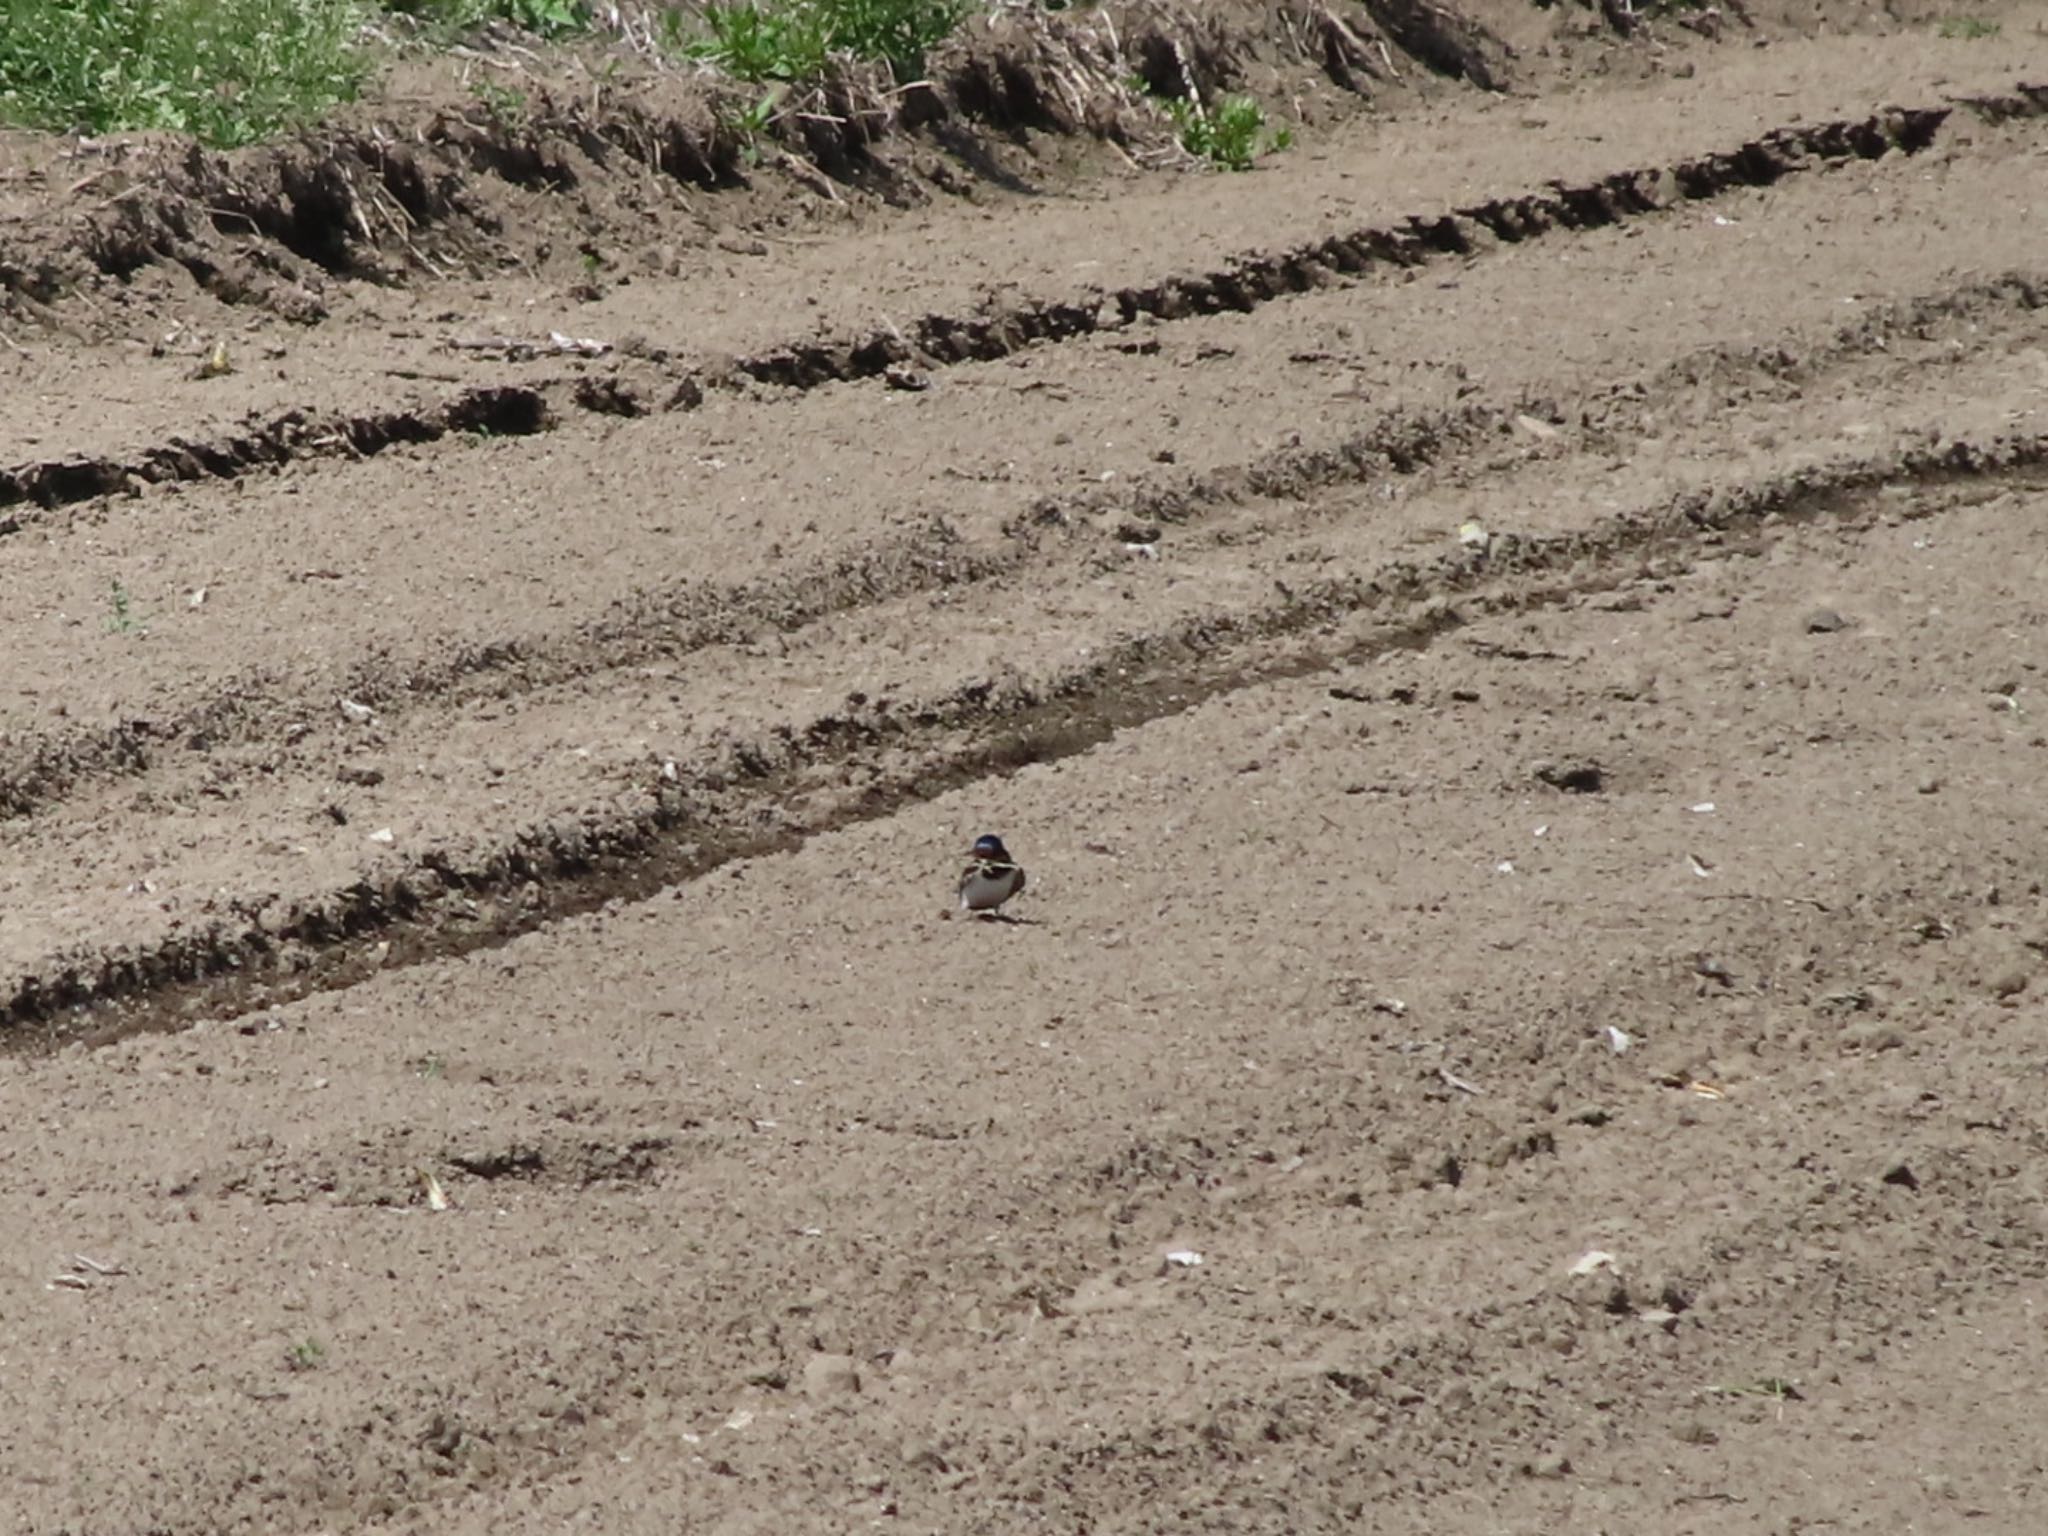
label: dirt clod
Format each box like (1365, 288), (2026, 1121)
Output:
(801, 1353), (863, 1399)
(1533, 757), (1605, 793)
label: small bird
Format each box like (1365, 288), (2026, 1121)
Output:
(958, 833), (1026, 917)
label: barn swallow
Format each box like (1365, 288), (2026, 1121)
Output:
(958, 834), (1026, 916)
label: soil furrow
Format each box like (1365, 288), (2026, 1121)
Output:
(738, 100), (1968, 391)
(0, 406), (1494, 826)
(3, 88), (2033, 520)
(9, 423), (2042, 1047)
(7, 257), (2042, 831)
(0, 383), (554, 525)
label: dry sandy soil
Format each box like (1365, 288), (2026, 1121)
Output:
(3, 1), (2048, 1530)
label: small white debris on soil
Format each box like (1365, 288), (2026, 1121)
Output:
(71, 1253), (122, 1281)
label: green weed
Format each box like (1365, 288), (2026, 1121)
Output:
(686, 2), (829, 82)
(684, 0), (970, 84)
(720, 86), (786, 161)
(388, 0), (592, 37)
(103, 579), (145, 636)
(0, 0), (991, 150)
(0, 0), (368, 147)
(469, 77), (529, 121)
(1165, 93), (1291, 172)
(815, 0), (970, 77)
(286, 1336), (327, 1371)
(1937, 15), (2000, 37)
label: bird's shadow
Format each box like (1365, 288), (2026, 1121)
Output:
(967, 911), (1037, 926)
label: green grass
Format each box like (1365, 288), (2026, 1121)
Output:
(469, 77), (532, 121)
(0, 0), (601, 148)
(388, 0), (594, 40)
(0, 0), (1075, 150)
(681, 2), (830, 83)
(681, 0), (972, 84)
(1937, 14), (2000, 37)
(1165, 93), (1291, 172)
(0, 0), (369, 147)
(816, 0), (971, 77)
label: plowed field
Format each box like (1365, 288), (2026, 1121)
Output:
(4, 6), (2048, 1531)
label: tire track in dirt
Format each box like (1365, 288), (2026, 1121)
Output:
(3, 87), (2035, 524)
(3, 261), (2043, 1022)
(9, 420), (2044, 1046)
(0, 405), (1497, 827)
(3, 263), (2041, 834)
(0, 407), (1472, 827)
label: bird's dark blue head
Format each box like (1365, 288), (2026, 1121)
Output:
(970, 834), (1010, 860)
